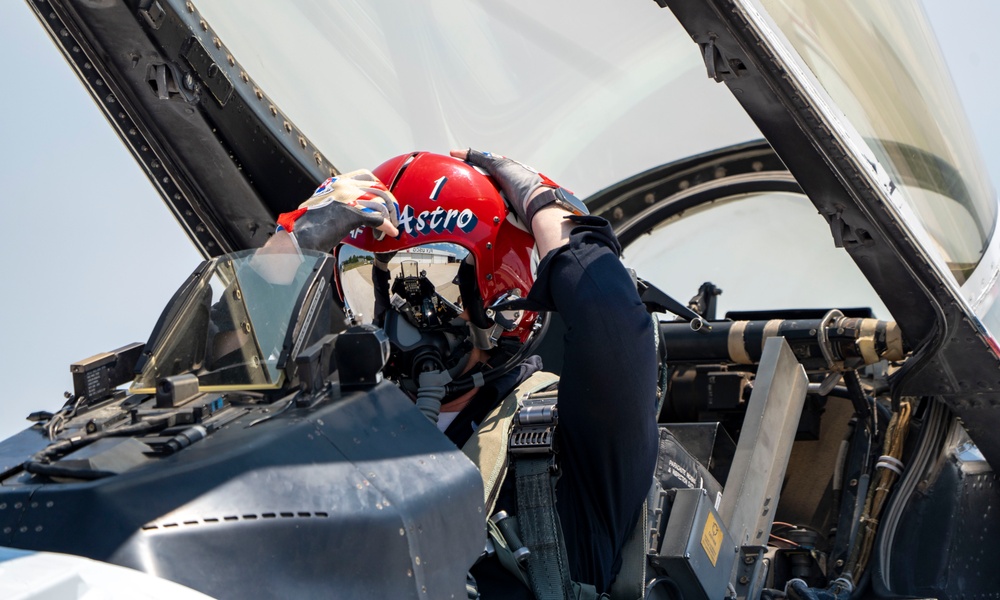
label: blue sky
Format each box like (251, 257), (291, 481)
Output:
(0, 1), (998, 439)
(0, 2), (201, 437)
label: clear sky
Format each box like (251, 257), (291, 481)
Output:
(0, 2), (201, 438)
(0, 0), (997, 440)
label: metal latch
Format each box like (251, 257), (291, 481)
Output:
(509, 392), (558, 455)
(138, 0), (166, 30)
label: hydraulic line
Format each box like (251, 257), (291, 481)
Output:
(874, 399), (947, 590)
(842, 399), (912, 585)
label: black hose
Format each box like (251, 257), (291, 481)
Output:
(645, 576), (684, 600)
(444, 312), (551, 395)
(27, 418), (169, 465)
(888, 285), (948, 412)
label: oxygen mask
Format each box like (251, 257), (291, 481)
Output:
(337, 244), (476, 390)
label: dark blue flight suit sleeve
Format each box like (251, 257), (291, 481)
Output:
(523, 215), (659, 593)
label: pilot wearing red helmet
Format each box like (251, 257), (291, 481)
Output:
(271, 149), (658, 599)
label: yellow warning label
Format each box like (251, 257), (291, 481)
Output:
(701, 511), (723, 567)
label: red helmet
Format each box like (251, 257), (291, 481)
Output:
(338, 152), (538, 343)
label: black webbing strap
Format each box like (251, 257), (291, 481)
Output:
(514, 453), (574, 600)
(505, 384), (606, 600)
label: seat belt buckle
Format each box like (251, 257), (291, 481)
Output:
(509, 394), (558, 455)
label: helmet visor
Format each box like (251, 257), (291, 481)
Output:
(338, 242), (470, 329)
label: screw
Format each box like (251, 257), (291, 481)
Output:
(739, 576), (750, 585)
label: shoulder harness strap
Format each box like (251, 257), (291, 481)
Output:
(463, 371), (559, 516)
(507, 381), (572, 600)
(463, 372), (612, 600)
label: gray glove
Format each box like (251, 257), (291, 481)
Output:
(463, 149), (560, 233)
(276, 169), (399, 252)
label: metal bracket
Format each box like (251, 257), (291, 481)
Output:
(717, 337), (808, 548)
(733, 546), (768, 600)
(180, 36), (234, 106)
(138, 0), (166, 30)
(145, 61), (199, 103)
(816, 309), (846, 371)
(697, 35), (747, 82)
(638, 277), (709, 331)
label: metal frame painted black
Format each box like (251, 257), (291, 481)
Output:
(26, 0), (333, 256)
(655, 0), (1000, 465)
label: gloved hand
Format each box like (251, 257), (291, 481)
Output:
(450, 148), (567, 234)
(276, 169), (399, 252)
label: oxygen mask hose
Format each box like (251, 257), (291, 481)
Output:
(416, 369), (453, 425)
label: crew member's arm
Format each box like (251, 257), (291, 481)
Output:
(526, 206), (658, 592)
(453, 149), (659, 592)
(269, 169), (399, 253)
(252, 170), (399, 286)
